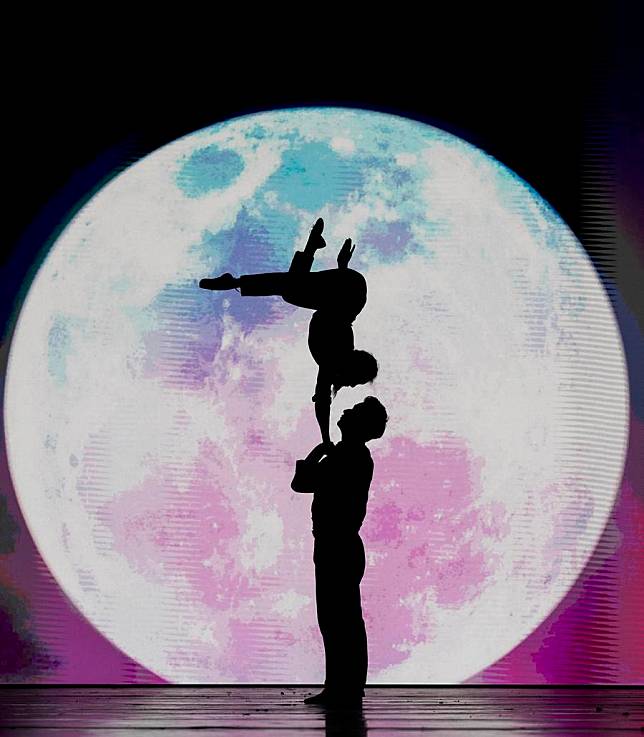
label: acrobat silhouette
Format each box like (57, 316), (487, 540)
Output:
(291, 396), (388, 706)
(199, 218), (378, 446)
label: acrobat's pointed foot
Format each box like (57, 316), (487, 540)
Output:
(337, 238), (356, 269)
(199, 273), (238, 290)
(305, 218), (327, 253)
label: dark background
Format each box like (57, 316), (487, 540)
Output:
(3, 9), (641, 346)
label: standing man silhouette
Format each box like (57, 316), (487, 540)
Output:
(291, 396), (388, 706)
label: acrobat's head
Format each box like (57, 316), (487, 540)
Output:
(338, 396), (388, 443)
(334, 350), (378, 391)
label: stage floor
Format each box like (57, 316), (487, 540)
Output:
(0, 687), (642, 735)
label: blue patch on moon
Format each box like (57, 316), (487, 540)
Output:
(145, 283), (225, 386)
(197, 207), (299, 334)
(176, 145), (244, 197)
(361, 220), (421, 263)
(48, 316), (71, 385)
(262, 141), (363, 211)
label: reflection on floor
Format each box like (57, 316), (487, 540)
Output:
(0, 686), (642, 735)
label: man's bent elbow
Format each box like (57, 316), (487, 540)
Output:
(291, 479), (312, 493)
(291, 463), (313, 493)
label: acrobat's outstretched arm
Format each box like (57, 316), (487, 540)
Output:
(312, 367), (333, 447)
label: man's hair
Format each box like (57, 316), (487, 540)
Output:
(356, 396), (388, 441)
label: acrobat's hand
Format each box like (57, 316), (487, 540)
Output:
(305, 442), (332, 463)
(321, 440), (335, 456)
(304, 218), (326, 253)
(337, 238), (356, 269)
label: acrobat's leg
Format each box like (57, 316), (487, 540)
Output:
(288, 217), (326, 274)
(199, 268), (291, 294)
(206, 219), (334, 307)
(198, 219), (326, 293)
(280, 218), (350, 310)
(282, 219), (366, 318)
(198, 273), (239, 290)
(238, 271), (291, 296)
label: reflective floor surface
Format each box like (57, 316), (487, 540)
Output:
(0, 686), (642, 735)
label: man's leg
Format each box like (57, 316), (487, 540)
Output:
(313, 545), (336, 688)
(344, 580), (368, 691)
(308, 574), (365, 703)
(304, 550), (333, 704)
(313, 539), (367, 696)
(335, 539), (367, 694)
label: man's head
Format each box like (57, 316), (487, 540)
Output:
(338, 396), (388, 443)
(334, 350), (378, 390)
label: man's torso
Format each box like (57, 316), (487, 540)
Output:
(311, 443), (374, 539)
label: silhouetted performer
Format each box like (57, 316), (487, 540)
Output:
(291, 396), (388, 707)
(199, 219), (378, 446)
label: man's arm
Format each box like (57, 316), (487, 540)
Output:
(291, 460), (316, 493)
(291, 443), (329, 493)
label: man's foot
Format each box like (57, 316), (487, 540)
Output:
(303, 688), (364, 707)
(199, 273), (238, 290)
(303, 689), (331, 704)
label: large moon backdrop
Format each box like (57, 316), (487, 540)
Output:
(4, 109), (628, 683)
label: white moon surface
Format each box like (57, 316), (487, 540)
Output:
(4, 109), (628, 683)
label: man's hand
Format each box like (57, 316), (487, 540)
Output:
(337, 238), (356, 269)
(304, 218), (326, 254)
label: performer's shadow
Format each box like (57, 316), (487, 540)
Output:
(313, 703), (368, 736)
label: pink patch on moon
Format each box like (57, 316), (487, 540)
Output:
(362, 436), (503, 670)
(99, 427), (506, 679)
(104, 440), (250, 608)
